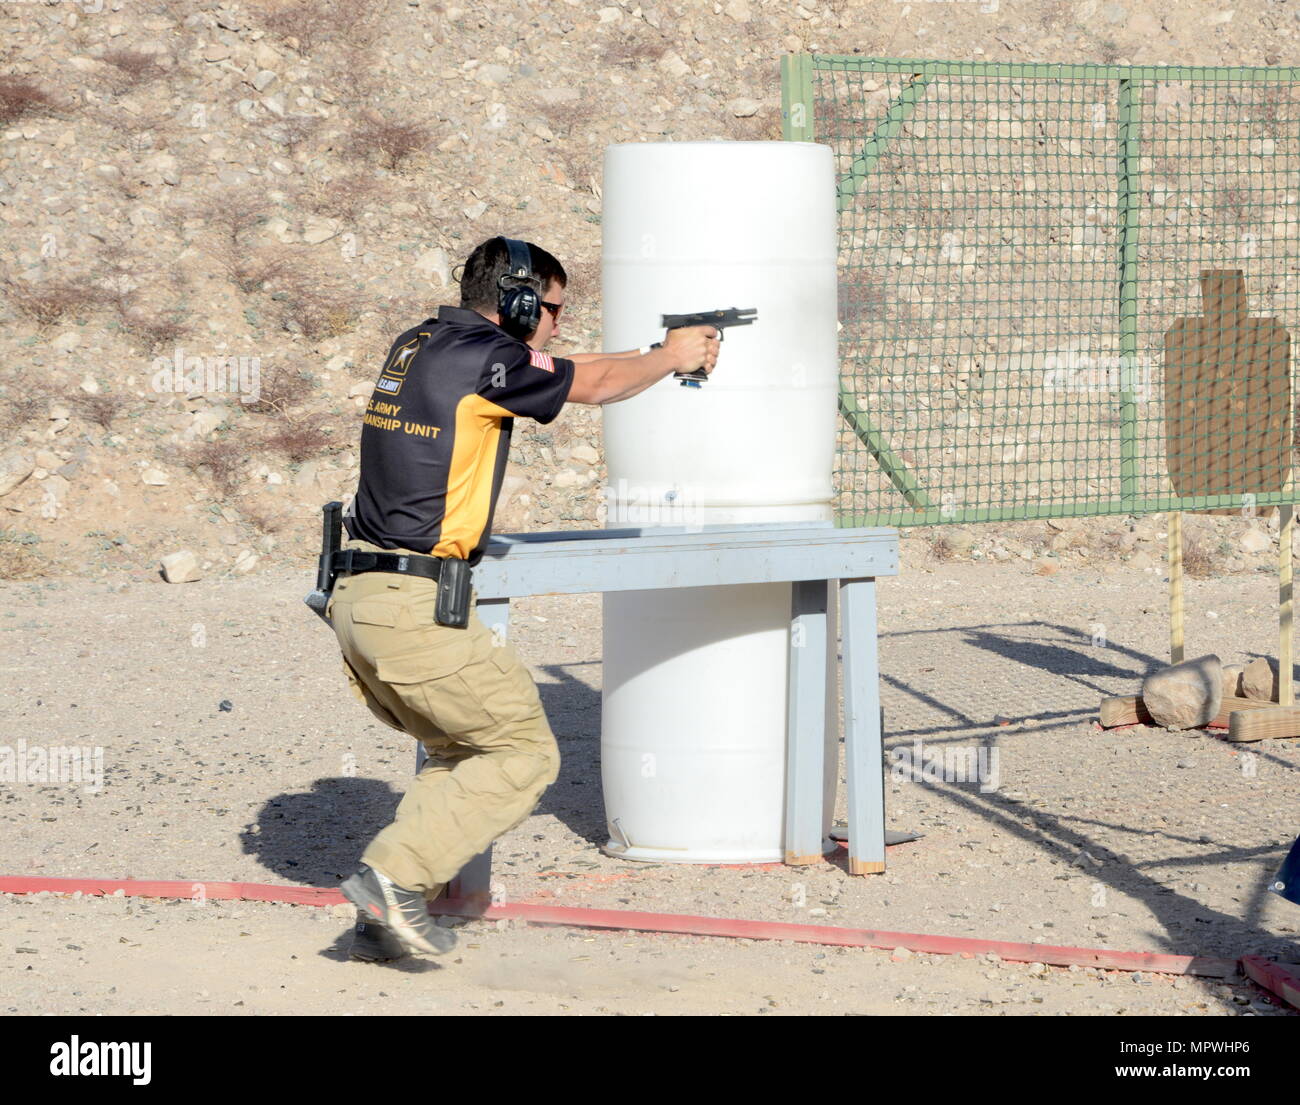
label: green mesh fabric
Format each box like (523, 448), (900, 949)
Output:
(783, 57), (1300, 526)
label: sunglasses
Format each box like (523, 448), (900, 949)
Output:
(541, 300), (563, 321)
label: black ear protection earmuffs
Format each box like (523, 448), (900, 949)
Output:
(496, 236), (542, 340)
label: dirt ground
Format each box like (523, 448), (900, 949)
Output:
(1, 549), (1298, 1015)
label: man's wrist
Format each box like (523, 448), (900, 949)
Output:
(638, 341), (664, 357)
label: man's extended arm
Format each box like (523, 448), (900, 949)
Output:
(563, 327), (717, 405)
(567, 350), (642, 365)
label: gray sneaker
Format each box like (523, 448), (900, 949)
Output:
(340, 864), (457, 956)
(348, 910), (408, 962)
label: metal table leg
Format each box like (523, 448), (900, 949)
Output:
(841, 577), (885, 874)
(785, 578), (829, 865)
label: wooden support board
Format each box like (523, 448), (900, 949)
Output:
(1169, 511), (1184, 665)
(1227, 706), (1300, 742)
(1099, 693), (1279, 730)
(1281, 503), (1294, 707)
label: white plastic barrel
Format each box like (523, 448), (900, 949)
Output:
(599, 141), (839, 863)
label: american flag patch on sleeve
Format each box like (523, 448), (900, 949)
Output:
(528, 349), (556, 373)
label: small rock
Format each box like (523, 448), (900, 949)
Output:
(1221, 664), (1245, 698)
(80, 375), (100, 394)
(658, 51), (690, 78)
(414, 247), (451, 286)
(1242, 657), (1279, 703)
(141, 468), (169, 486)
(1240, 527), (1272, 554)
(1141, 654), (1223, 729)
(727, 97), (761, 118)
(160, 550), (201, 583)
(301, 217), (338, 245)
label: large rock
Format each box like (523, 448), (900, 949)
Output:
(1141, 654), (1223, 729)
(160, 550), (201, 583)
(0, 450), (35, 497)
(1242, 657), (1279, 702)
(1221, 663), (1245, 699)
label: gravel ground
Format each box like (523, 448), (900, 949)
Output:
(1, 550), (1298, 1015)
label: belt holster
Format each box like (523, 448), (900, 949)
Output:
(435, 557), (472, 629)
(317, 501), (344, 595)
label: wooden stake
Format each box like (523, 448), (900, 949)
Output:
(1169, 511), (1184, 665)
(1281, 504), (1294, 707)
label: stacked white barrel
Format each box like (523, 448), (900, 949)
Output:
(600, 141), (839, 863)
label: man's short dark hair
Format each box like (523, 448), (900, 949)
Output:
(458, 237), (567, 313)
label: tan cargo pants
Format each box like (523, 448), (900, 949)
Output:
(327, 538), (560, 894)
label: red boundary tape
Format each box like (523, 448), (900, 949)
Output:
(0, 875), (1243, 978)
(1241, 955), (1300, 1010)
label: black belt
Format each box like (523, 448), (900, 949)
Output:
(331, 548), (445, 582)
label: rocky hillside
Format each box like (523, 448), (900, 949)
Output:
(0, 0), (1293, 581)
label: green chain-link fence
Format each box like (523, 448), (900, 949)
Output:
(783, 56), (1300, 527)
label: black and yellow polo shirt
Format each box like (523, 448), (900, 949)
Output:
(344, 305), (575, 566)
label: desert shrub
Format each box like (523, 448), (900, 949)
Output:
(304, 172), (386, 222)
(600, 34), (666, 67)
(1181, 527), (1222, 579)
(0, 530), (44, 580)
(352, 114), (433, 171)
(113, 304), (187, 352)
(273, 278), (361, 341)
(368, 296), (427, 337)
(0, 388), (45, 435)
(242, 365), (317, 417)
(264, 113), (321, 155)
(63, 391), (128, 430)
(100, 49), (168, 87)
(182, 439), (248, 498)
(2, 277), (105, 327)
(0, 76), (59, 127)
(215, 243), (298, 294)
(259, 414), (334, 463)
(257, 1), (380, 54)
(193, 189), (271, 244)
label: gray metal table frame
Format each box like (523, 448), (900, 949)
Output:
(434, 521), (900, 908)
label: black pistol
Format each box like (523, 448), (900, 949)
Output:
(661, 307), (757, 388)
